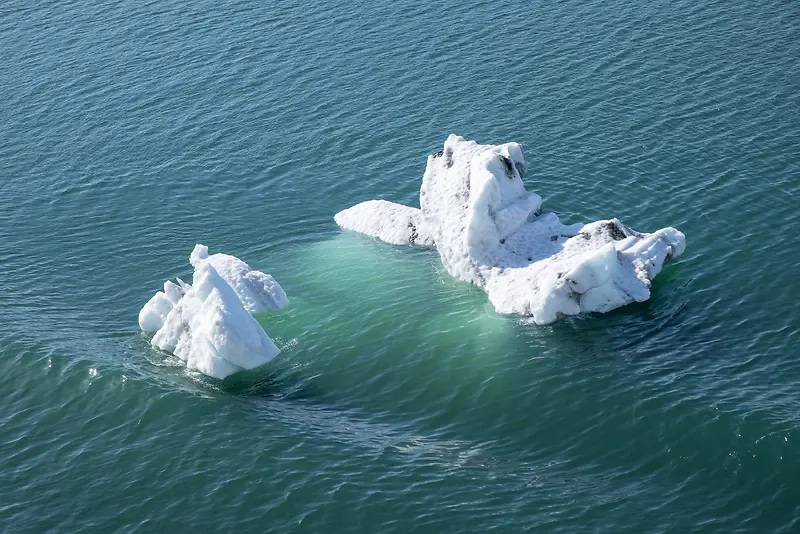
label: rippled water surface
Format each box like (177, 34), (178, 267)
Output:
(2, 0), (799, 532)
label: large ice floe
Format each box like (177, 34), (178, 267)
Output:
(138, 245), (287, 379)
(335, 135), (686, 324)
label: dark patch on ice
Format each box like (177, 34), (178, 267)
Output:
(515, 161), (526, 179)
(407, 221), (418, 244)
(617, 220), (643, 238)
(499, 156), (514, 179)
(603, 221), (627, 241)
(474, 269), (487, 288)
(434, 147), (454, 168)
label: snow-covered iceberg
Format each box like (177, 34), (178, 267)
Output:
(138, 245), (287, 379)
(335, 135), (685, 324)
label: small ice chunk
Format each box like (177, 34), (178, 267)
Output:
(139, 245), (287, 379)
(151, 263), (280, 379)
(189, 244), (288, 313)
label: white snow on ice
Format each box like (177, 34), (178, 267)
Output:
(138, 245), (286, 379)
(334, 200), (435, 247)
(335, 134), (686, 324)
(189, 244), (288, 313)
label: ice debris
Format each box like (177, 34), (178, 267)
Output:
(138, 245), (287, 379)
(335, 134), (686, 324)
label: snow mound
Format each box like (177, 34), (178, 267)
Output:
(335, 134), (686, 324)
(139, 245), (285, 379)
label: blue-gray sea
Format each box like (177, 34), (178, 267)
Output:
(2, 0), (799, 532)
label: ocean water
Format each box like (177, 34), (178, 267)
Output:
(1, 0), (799, 531)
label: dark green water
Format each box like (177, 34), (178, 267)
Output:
(2, 0), (799, 531)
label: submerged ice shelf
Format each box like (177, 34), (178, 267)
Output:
(335, 135), (686, 324)
(139, 245), (287, 379)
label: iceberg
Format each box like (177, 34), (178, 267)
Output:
(138, 245), (287, 379)
(335, 135), (685, 324)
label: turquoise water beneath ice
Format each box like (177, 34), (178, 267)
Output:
(2, 0), (799, 531)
